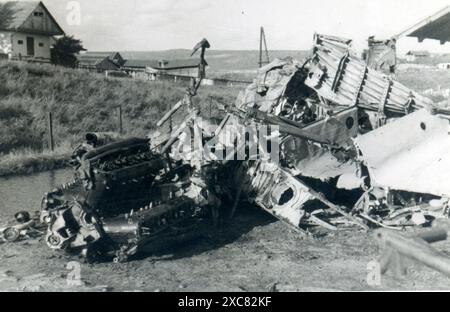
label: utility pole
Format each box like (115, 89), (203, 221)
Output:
(259, 26), (270, 68)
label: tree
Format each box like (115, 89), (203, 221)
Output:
(51, 36), (85, 68)
(0, 3), (14, 30)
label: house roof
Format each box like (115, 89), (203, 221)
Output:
(122, 59), (160, 69)
(77, 52), (124, 66)
(123, 58), (201, 70)
(80, 52), (122, 60)
(406, 50), (430, 56)
(77, 57), (103, 66)
(77, 56), (119, 69)
(0, 1), (64, 35)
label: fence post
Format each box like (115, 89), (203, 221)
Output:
(118, 106), (123, 135)
(47, 112), (54, 152)
(169, 102), (173, 133)
(209, 96), (212, 119)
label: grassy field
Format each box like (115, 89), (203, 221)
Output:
(0, 144), (71, 177)
(0, 61), (240, 176)
(397, 68), (450, 91)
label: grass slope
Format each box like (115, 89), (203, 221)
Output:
(0, 61), (240, 176)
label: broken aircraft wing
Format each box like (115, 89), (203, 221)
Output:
(355, 109), (450, 197)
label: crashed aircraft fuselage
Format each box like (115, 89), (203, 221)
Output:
(39, 34), (450, 261)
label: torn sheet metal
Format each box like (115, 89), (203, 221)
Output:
(355, 109), (450, 197)
(298, 107), (359, 147)
(366, 37), (396, 74)
(283, 141), (356, 181)
(282, 108), (359, 180)
(336, 172), (363, 190)
(237, 58), (299, 113)
(238, 161), (315, 228)
(305, 34), (434, 114)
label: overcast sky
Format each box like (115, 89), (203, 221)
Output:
(20, 0), (450, 53)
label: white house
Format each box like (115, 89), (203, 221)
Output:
(0, 1), (65, 62)
(405, 50), (431, 62)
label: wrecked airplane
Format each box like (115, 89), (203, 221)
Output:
(34, 34), (450, 262)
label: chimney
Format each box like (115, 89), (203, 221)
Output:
(158, 60), (169, 69)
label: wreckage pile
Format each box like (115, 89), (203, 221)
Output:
(212, 34), (450, 235)
(29, 34), (450, 262)
(39, 135), (222, 262)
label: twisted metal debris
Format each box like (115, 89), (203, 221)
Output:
(38, 34), (450, 262)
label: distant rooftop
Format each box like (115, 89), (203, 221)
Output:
(406, 50), (431, 57)
(77, 52), (124, 66)
(122, 59), (160, 69)
(76, 51), (201, 70)
(123, 58), (201, 70)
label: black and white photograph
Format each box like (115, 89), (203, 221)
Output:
(1, 0), (450, 296)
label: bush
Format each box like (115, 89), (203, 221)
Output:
(0, 103), (41, 153)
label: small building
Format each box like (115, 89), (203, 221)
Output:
(77, 52), (125, 72)
(405, 50), (431, 62)
(0, 1), (65, 62)
(156, 59), (204, 77)
(122, 58), (205, 78)
(121, 59), (159, 72)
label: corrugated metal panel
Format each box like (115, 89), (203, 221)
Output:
(366, 38), (396, 74)
(305, 34), (434, 115)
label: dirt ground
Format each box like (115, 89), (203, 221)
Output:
(1, 203), (450, 292)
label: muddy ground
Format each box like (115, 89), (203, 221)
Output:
(1, 203), (450, 292)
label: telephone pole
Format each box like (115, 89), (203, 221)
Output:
(259, 26), (270, 68)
